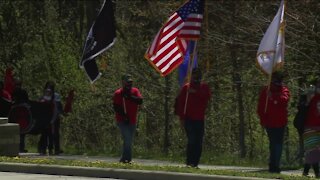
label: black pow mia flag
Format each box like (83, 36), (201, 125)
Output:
(80, 0), (116, 83)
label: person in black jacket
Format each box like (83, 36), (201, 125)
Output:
(38, 81), (63, 155)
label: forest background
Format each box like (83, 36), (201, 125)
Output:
(0, 0), (319, 166)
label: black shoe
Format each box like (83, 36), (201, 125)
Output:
(269, 168), (281, 173)
(268, 163), (281, 173)
(119, 159), (131, 164)
(54, 150), (63, 155)
(186, 163), (199, 169)
(39, 152), (47, 156)
(39, 149), (47, 155)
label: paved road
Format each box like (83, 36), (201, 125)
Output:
(0, 171), (123, 180)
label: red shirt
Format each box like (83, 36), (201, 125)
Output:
(113, 87), (142, 124)
(176, 82), (211, 121)
(257, 84), (290, 128)
(305, 94), (320, 127)
(1, 90), (12, 102)
(0, 90), (12, 116)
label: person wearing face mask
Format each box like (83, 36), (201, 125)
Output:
(257, 71), (290, 173)
(175, 68), (211, 168)
(113, 74), (143, 163)
(38, 81), (63, 155)
(302, 79), (320, 178)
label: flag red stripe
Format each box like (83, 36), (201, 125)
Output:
(152, 42), (179, 65)
(181, 26), (201, 31)
(145, 1), (203, 76)
(158, 49), (181, 70)
(162, 57), (183, 76)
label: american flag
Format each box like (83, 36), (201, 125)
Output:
(145, 0), (204, 76)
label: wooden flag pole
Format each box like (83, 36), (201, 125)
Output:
(264, 72), (272, 113)
(183, 40), (198, 115)
(204, 0), (210, 76)
(121, 81), (127, 115)
(122, 96), (127, 114)
(264, 0), (286, 113)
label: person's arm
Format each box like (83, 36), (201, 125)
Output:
(272, 86), (290, 105)
(113, 103), (126, 116)
(257, 87), (268, 127)
(123, 88), (143, 105)
(177, 85), (188, 121)
(127, 95), (143, 105)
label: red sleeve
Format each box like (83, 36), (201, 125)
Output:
(176, 84), (188, 120)
(113, 89), (122, 106)
(4, 67), (15, 96)
(273, 86), (290, 105)
(133, 88), (142, 98)
(63, 90), (74, 113)
(1, 90), (12, 101)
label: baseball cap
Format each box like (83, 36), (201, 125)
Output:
(122, 74), (133, 83)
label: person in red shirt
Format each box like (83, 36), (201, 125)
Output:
(302, 79), (320, 178)
(176, 68), (211, 168)
(257, 71), (290, 173)
(0, 80), (12, 117)
(113, 74), (142, 163)
(11, 79), (30, 153)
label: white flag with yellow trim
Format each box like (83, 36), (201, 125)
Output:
(256, 0), (285, 75)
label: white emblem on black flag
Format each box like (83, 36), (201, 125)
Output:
(80, 0), (116, 83)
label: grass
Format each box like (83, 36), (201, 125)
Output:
(21, 139), (308, 179)
(0, 156), (312, 180)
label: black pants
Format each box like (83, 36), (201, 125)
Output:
(38, 127), (53, 154)
(53, 118), (61, 152)
(184, 119), (204, 167)
(19, 134), (26, 151)
(266, 127), (285, 172)
(303, 163), (319, 176)
(38, 118), (61, 154)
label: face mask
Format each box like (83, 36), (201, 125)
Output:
(43, 95), (52, 101)
(272, 79), (282, 86)
(125, 82), (132, 88)
(192, 78), (201, 84)
(191, 73), (202, 84)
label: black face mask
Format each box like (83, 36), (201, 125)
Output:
(272, 79), (282, 86)
(191, 73), (202, 85)
(192, 78), (201, 84)
(124, 82), (132, 90)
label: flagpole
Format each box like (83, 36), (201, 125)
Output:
(264, 73), (272, 113)
(183, 40), (198, 115)
(122, 97), (127, 114)
(264, 0), (286, 113)
(121, 81), (127, 115)
(204, 0), (210, 76)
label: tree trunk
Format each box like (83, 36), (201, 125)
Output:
(230, 43), (246, 158)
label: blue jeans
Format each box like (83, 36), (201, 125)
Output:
(266, 127), (285, 171)
(118, 122), (136, 162)
(184, 119), (204, 166)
